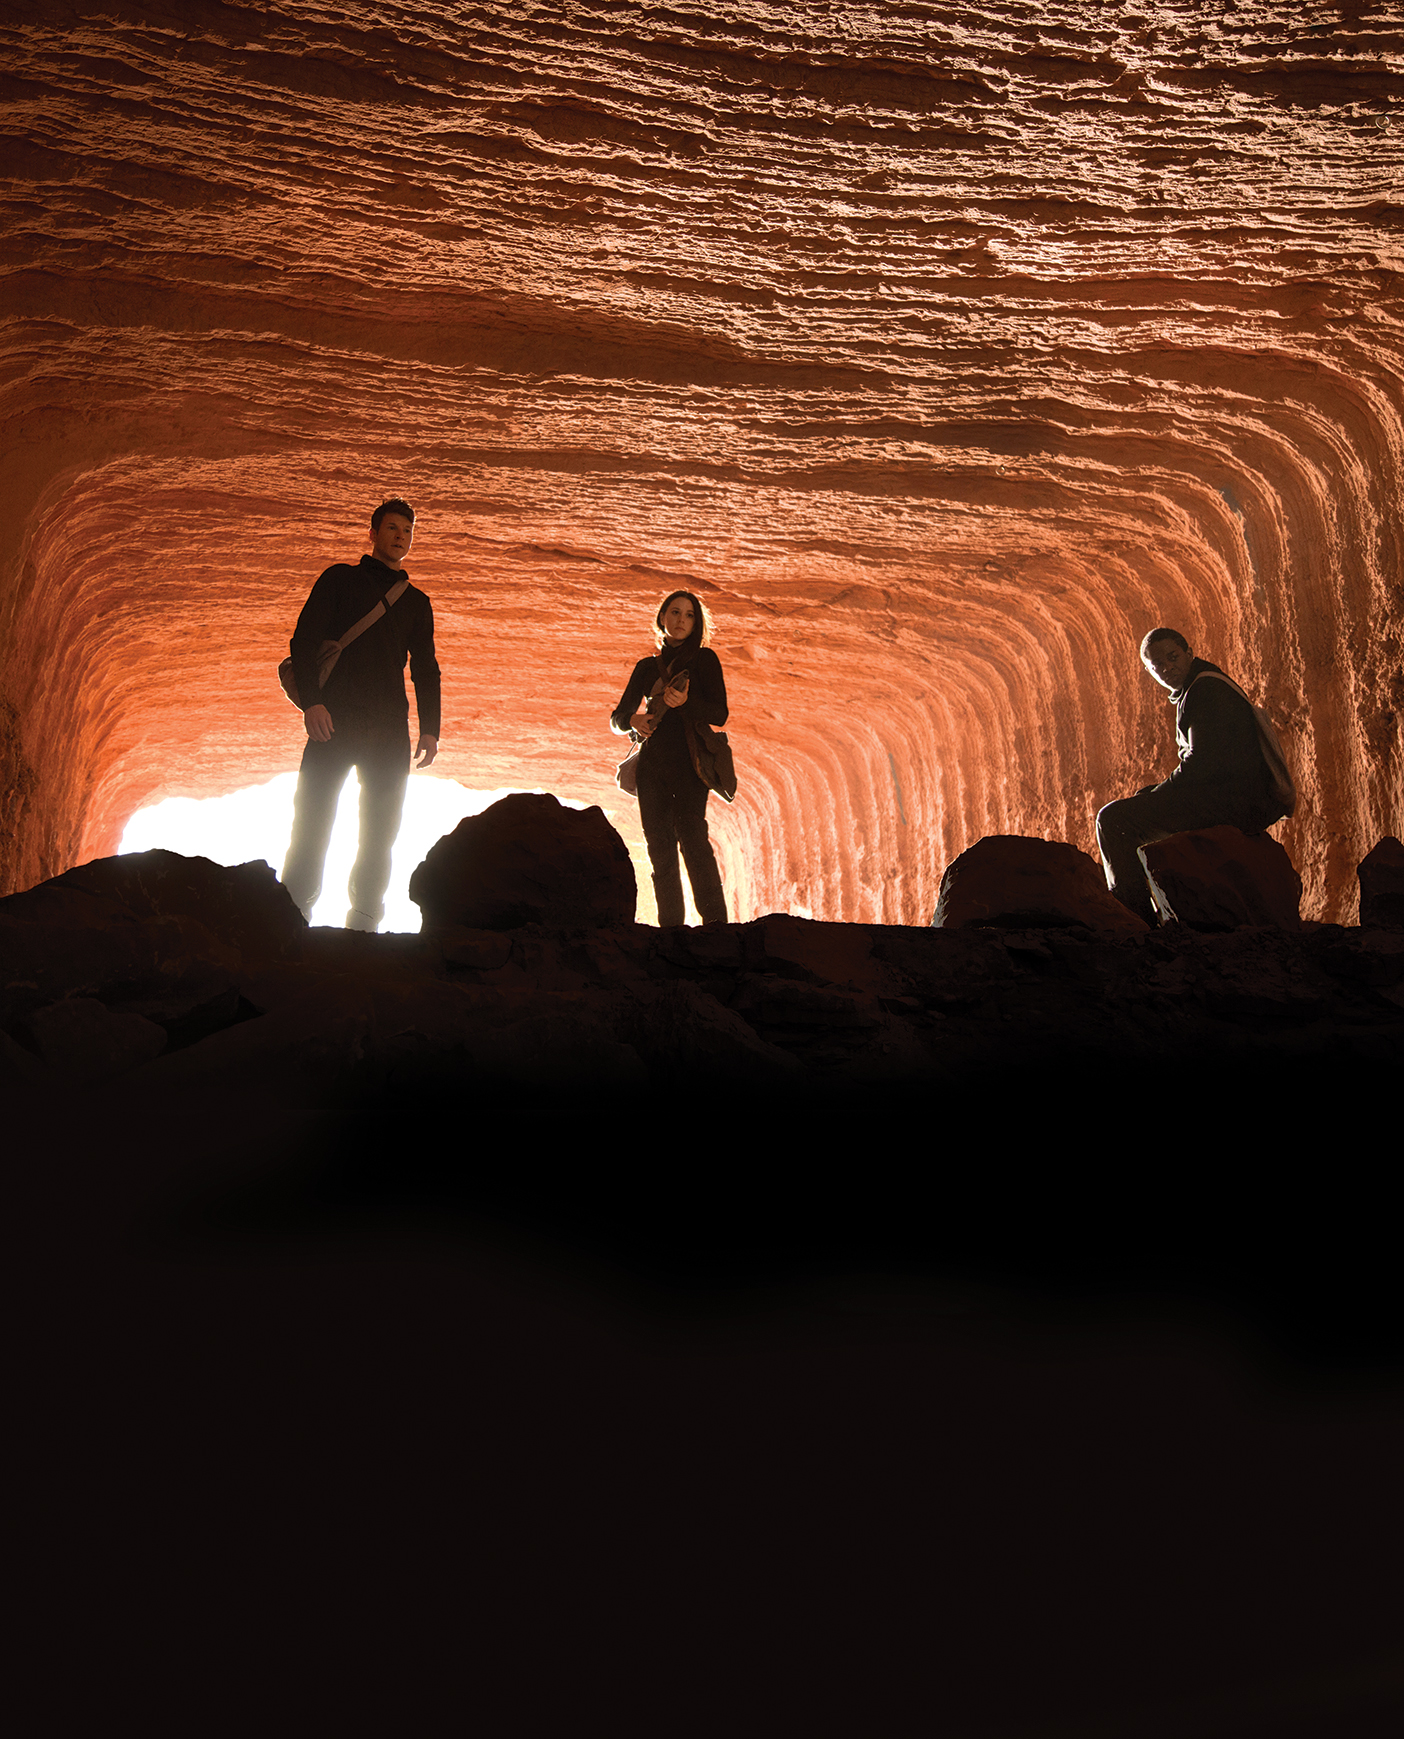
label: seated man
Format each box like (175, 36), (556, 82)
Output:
(1097, 628), (1291, 924)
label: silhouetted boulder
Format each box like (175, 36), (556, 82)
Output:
(0, 851), (298, 1029)
(410, 792), (636, 931)
(1141, 827), (1301, 930)
(47, 851), (304, 953)
(932, 835), (1148, 935)
(1357, 836), (1404, 928)
(0, 850), (302, 982)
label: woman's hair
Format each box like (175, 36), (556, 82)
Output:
(654, 589), (711, 655)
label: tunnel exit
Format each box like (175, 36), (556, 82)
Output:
(120, 774), (517, 934)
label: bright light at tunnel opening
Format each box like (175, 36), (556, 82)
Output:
(118, 774), (590, 934)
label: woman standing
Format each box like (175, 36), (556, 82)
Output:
(611, 590), (729, 926)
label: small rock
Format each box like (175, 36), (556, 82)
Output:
(625, 980), (802, 1084)
(24, 997), (167, 1076)
(1141, 827), (1301, 930)
(933, 835), (1148, 935)
(410, 792), (636, 931)
(470, 1011), (647, 1091)
(1357, 837), (1404, 928)
(439, 928), (515, 971)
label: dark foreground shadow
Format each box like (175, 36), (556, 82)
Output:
(8, 1036), (1404, 1739)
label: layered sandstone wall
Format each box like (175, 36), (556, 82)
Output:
(3, 0), (1403, 919)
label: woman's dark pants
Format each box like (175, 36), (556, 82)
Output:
(282, 722), (411, 928)
(636, 750), (727, 926)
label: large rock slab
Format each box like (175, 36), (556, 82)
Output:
(1141, 827), (1301, 931)
(1357, 837), (1404, 928)
(0, 850), (301, 1028)
(1, 850), (304, 955)
(409, 793), (636, 931)
(932, 836), (1148, 936)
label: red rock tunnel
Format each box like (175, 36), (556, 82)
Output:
(4, 1), (1404, 922)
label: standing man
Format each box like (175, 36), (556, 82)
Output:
(282, 498), (440, 931)
(1096, 627), (1292, 925)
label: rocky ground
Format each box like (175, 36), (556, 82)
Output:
(5, 844), (1403, 1314)
(6, 847), (1404, 1114)
(7, 848), (1404, 1738)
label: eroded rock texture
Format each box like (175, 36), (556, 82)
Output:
(4, 2), (1404, 920)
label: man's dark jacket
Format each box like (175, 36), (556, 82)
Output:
(289, 554), (440, 737)
(1159, 657), (1280, 823)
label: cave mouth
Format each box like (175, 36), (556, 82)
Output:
(118, 773), (617, 934)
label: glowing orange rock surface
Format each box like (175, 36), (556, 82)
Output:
(3, 3), (1403, 921)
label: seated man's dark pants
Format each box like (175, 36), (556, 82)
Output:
(282, 721), (411, 925)
(1097, 778), (1274, 921)
(636, 745), (727, 927)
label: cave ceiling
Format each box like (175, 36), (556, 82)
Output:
(3, 0), (1404, 921)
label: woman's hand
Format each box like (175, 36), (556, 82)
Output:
(663, 673), (690, 709)
(631, 708), (657, 738)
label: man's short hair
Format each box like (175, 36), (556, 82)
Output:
(372, 498), (415, 531)
(1141, 627), (1189, 657)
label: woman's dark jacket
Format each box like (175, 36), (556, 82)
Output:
(611, 646), (728, 775)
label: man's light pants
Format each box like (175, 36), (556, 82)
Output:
(282, 722), (410, 929)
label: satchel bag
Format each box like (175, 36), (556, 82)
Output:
(614, 662), (668, 798)
(1191, 671), (1296, 819)
(615, 747), (641, 795)
(685, 718), (737, 803)
(278, 576), (409, 708)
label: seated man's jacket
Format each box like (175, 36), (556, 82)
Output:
(1162, 657), (1277, 815)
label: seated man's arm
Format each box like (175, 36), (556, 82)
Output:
(1168, 680), (1260, 787)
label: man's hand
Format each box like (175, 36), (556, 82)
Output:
(304, 704), (334, 742)
(415, 735), (439, 768)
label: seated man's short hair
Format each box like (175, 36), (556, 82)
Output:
(1141, 626), (1189, 656)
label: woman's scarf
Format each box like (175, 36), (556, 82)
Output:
(658, 633), (701, 681)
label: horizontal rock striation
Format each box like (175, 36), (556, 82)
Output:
(4, 3), (1404, 920)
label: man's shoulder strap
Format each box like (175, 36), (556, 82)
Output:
(1189, 669), (1249, 702)
(1191, 673), (1297, 818)
(334, 576), (409, 654)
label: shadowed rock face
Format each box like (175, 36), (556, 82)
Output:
(3, 3), (1404, 921)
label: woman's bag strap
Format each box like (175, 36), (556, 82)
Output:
(1190, 670), (1296, 819)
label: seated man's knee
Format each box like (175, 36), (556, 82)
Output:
(1096, 798), (1133, 847)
